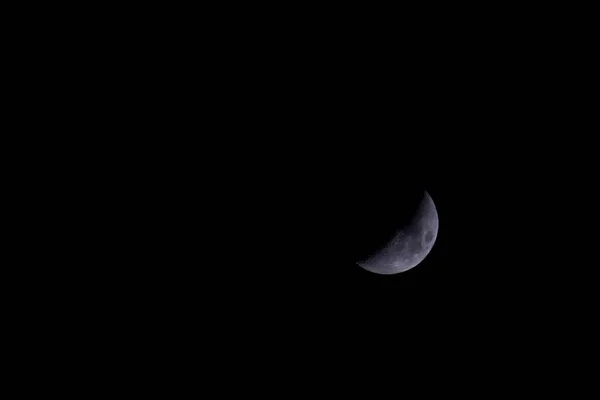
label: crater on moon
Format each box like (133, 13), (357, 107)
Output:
(408, 238), (422, 253)
(425, 230), (434, 243)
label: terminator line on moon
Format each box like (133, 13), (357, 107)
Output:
(358, 191), (439, 275)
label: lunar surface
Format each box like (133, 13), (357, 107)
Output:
(358, 191), (438, 274)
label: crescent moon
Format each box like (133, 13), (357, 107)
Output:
(358, 191), (439, 274)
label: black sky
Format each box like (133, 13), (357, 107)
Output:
(102, 9), (598, 379)
(154, 36), (572, 323)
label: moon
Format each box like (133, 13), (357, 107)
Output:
(357, 191), (438, 274)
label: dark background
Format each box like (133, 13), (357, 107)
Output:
(63, 6), (596, 384)
(149, 55), (573, 340)
(121, 10), (592, 332)
(5, 2), (596, 393)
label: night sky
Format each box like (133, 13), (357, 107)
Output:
(42, 3), (598, 392)
(110, 9), (595, 382)
(158, 61), (580, 345)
